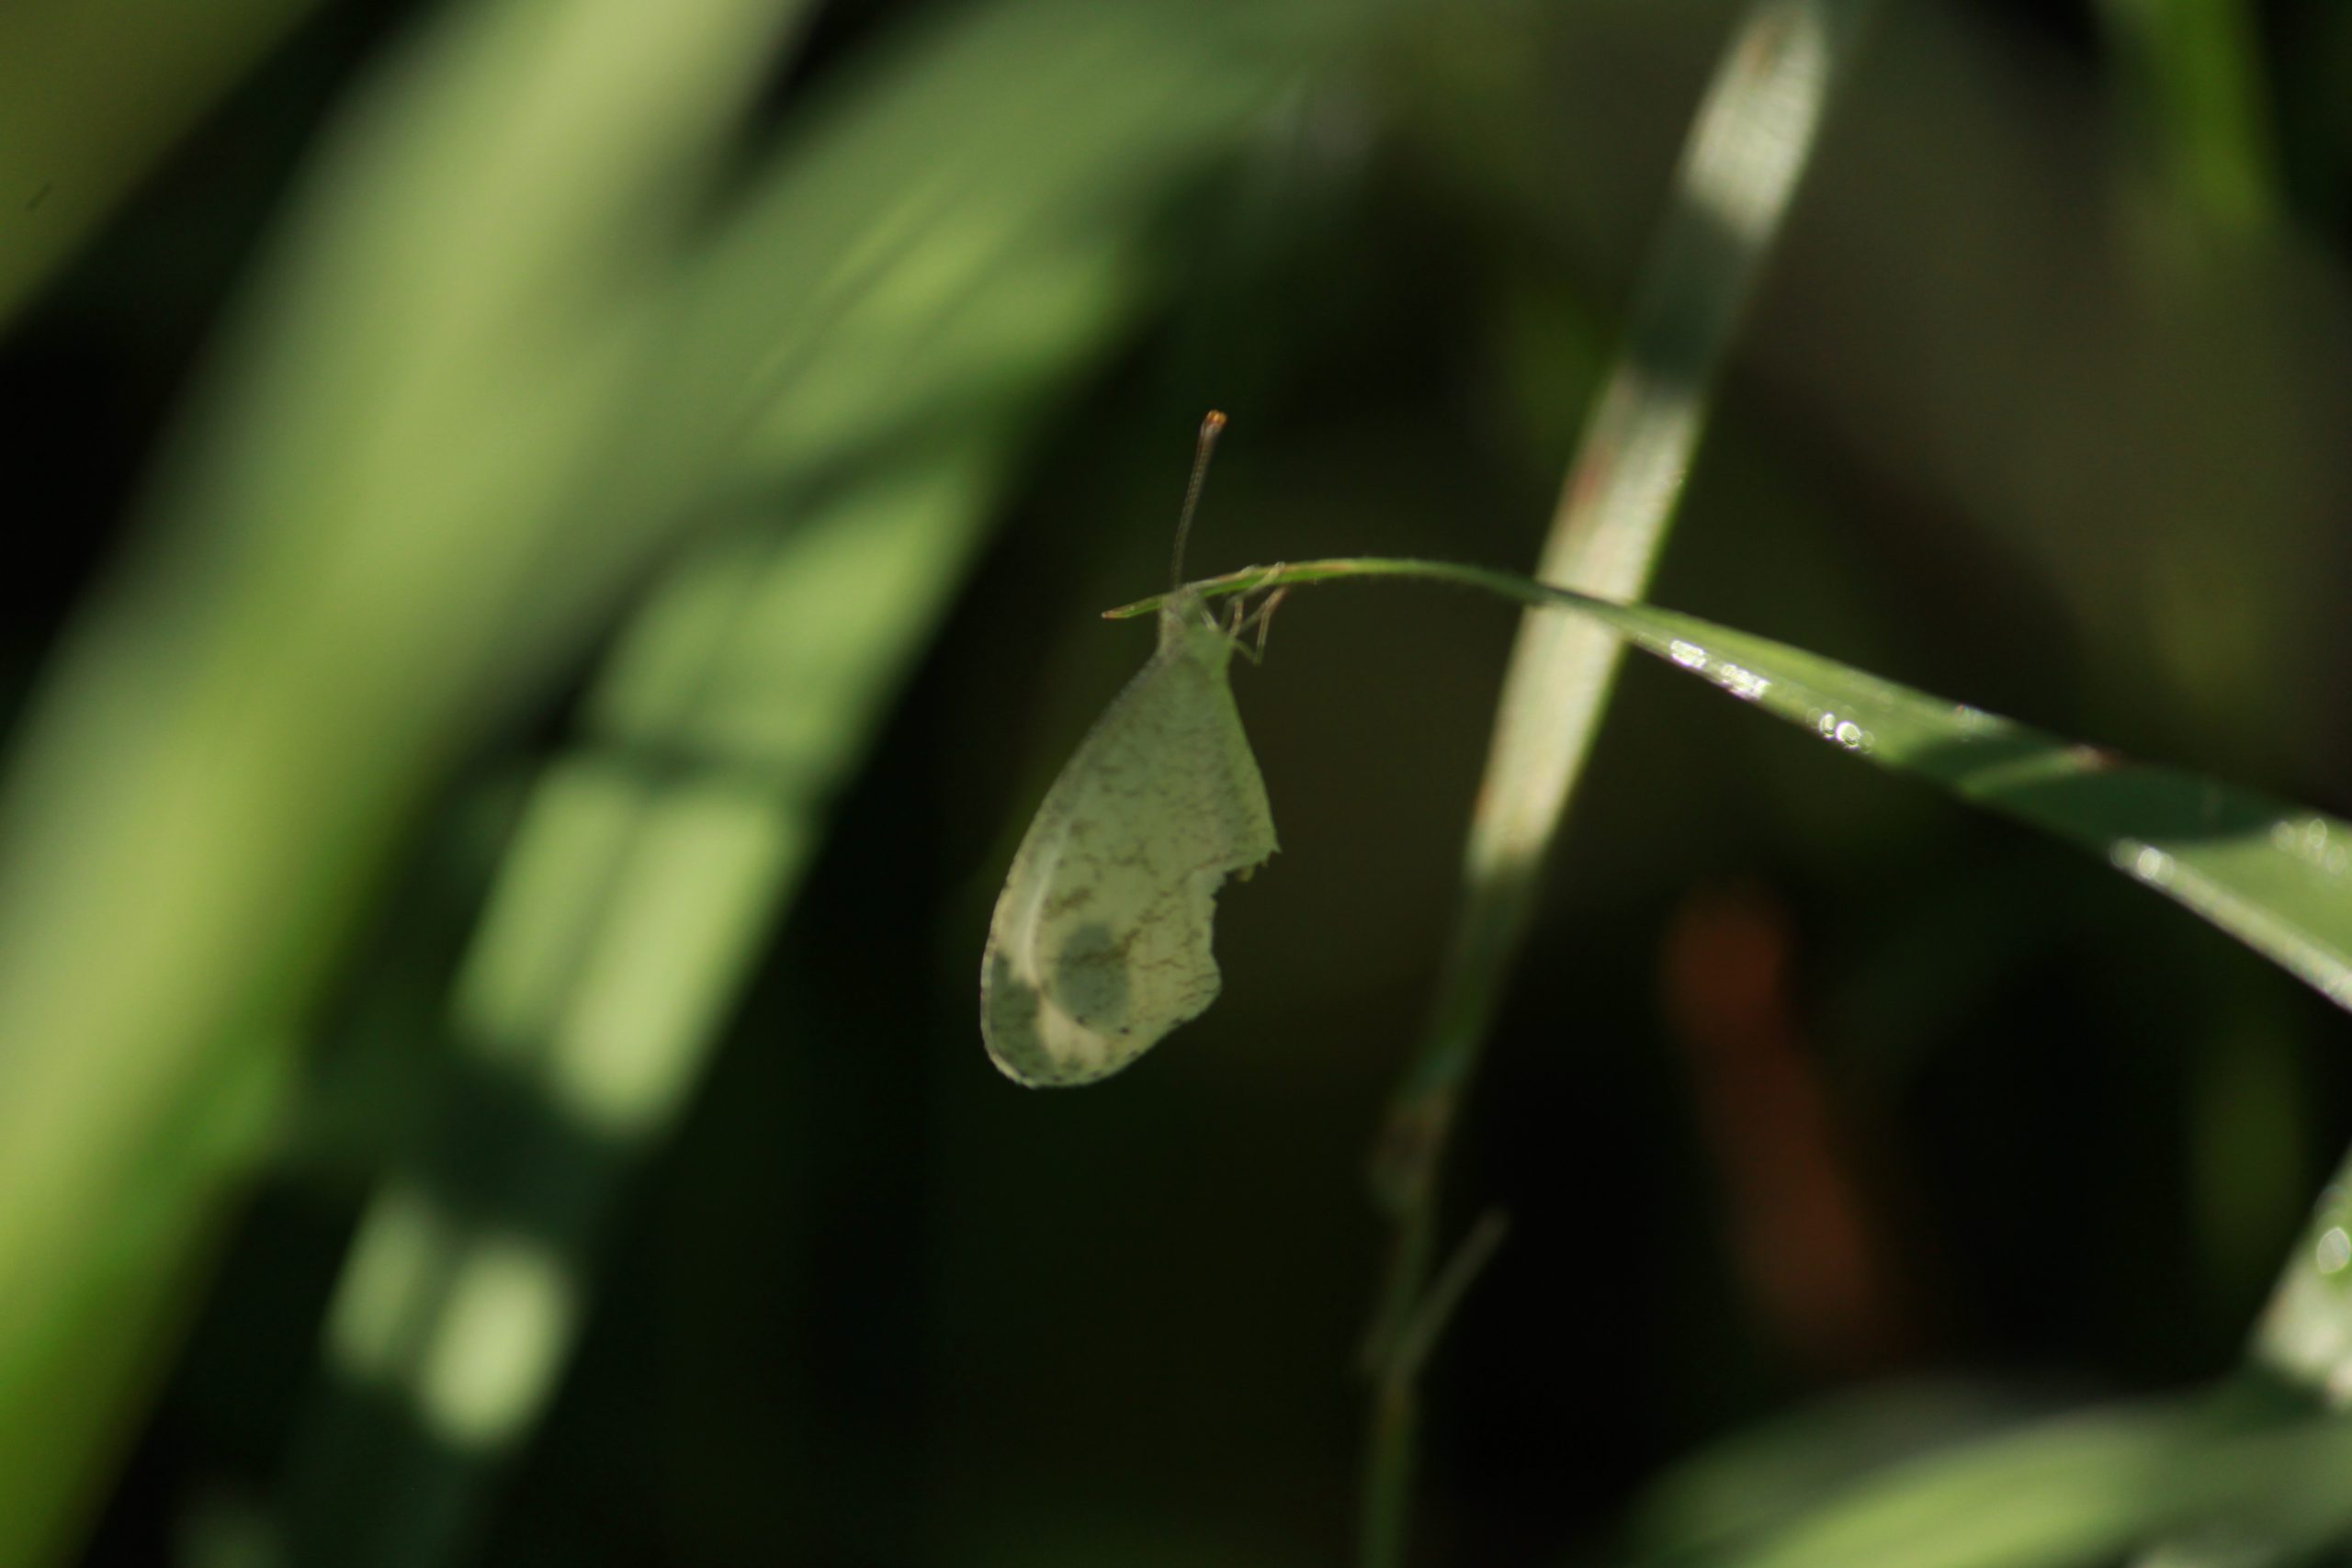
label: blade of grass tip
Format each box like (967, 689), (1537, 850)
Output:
(0, 2), (808, 1563)
(2147, 1145), (2352, 1568)
(0, 0), (322, 329)
(2253, 1163), (2352, 1408)
(1354, 4), (1876, 1562)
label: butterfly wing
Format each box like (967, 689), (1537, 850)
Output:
(981, 604), (1275, 1086)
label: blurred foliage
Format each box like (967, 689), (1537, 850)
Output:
(4, 0), (2352, 1565)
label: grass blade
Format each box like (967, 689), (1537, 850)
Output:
(1693, 1399), (2352, 1568)
(280, 241), (1155, 1567)
(1135, 557), (2352, 1018)
(1351, 4), (1878, 1561)
(288, 428), (1038, 1568)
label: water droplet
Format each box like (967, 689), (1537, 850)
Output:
(2271, 817), (2350, 877)
(2110, 839), (2176, 886)
(1833, 719), (1870, 751)
(1720, 664), (1770, 702)
(1668, 639), (1708, 671)
(2317, 1226), (2350, 1275)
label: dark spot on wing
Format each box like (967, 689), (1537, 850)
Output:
(1051, 921), (1132, 1028)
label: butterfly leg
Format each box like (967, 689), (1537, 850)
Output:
(1228, 568), (1289, 667)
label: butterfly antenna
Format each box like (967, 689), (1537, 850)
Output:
(1170, 410), (1227, 591)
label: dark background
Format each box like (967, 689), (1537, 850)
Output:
(8, 1), (2352, 1562)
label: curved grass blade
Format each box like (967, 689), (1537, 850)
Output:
(1133, 558), (2352, 1016)
(1597, 599), (2352, 1010)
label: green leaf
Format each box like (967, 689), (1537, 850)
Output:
(1694, 1400), (2352, 1568)
(0, 3), (808, 1562)
(1589, 596), (2352, 1009)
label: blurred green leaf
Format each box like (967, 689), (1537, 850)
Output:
(1669, 1399), (2352, 1568)
(1628, 1381), (2052, 1561)
(285, 235), (1149, 1567)
(2098, 0), (2281, 233)
(0, 1), (808, 1562)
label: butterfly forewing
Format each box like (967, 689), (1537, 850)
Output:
(980, 592), (1276, 1086)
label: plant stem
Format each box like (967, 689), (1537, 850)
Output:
(1211, 4), (1873, 1561)
(1358, 1212), (1509, 1568)
(1103, 555), (1607, 620)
